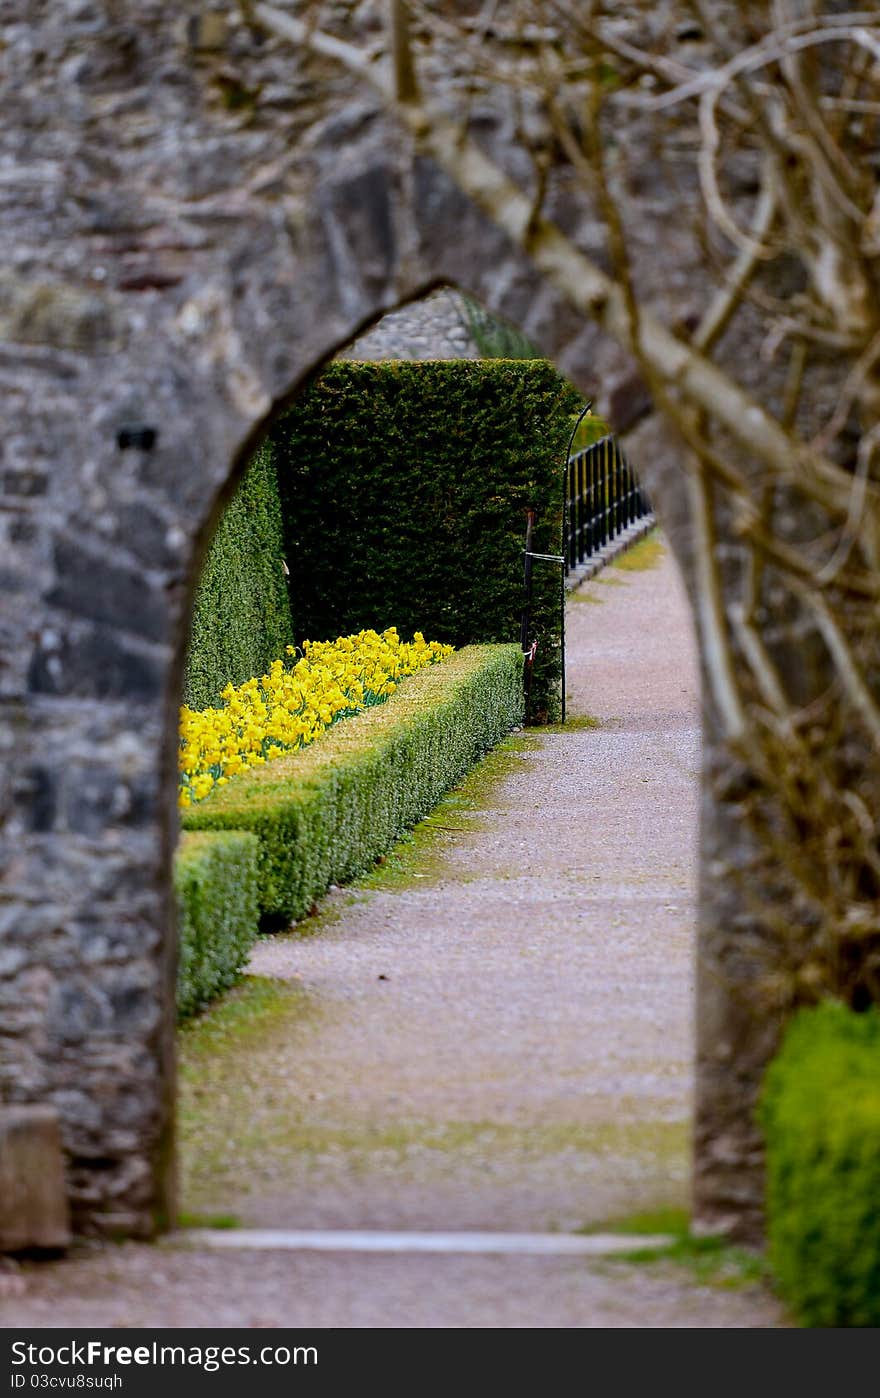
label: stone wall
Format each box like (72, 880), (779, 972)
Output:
(0, 2), (849, 1243)
(342, 289), (476, 360)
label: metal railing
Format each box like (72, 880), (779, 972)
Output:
(520, 429), (652, 724)
(564, 435), (651, 573)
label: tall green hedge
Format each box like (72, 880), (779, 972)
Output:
(184, 441), (294, 710)
(174, 830), (260, 1019)
(183, 644), (523, 921)
(759, 1001), (880, 1326)
(270, 361), (581, 722)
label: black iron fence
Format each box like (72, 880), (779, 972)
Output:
(520, 431), (653, 723)
(564, 435), (651, 573)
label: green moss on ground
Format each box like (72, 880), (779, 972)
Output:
(589, 1207), (772, 1292)
(176, 1212), (241, 1230)
(181, 1049), (688, 1211)
(178, 976), (307, 1053)
(612, 532), (664, 572)
(599, 1206), (690, 1236)
(178, 968), (688, 1214)
(283, 889), (373, 937)
(178, 976), (317, 1210)
(361, 731), (538, 890)
(543, 715), (601, 732)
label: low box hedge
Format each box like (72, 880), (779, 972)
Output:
(759, 1000), (880, 1326)
(174, 830), (260, 1019)
(182, 643), (523, 921)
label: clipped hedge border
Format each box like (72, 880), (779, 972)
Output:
(182, 644), (523, 921)
(174, 830), (260, 1019)
(759, 1001), (880, 1326)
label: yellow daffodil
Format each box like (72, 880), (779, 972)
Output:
(178, 628), (453, 806)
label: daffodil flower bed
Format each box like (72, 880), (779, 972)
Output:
(178, 628), (453, 808)
(182, 643), (524, 922)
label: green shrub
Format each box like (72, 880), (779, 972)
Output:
(271, 360), (581, 722)
(182, 644), (523, 920)
(174, 830), (260, 1019)
(759, 1000), (880, 1326)
(184, 440), (294, 710)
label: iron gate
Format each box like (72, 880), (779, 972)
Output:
(564, 434), (651, 571)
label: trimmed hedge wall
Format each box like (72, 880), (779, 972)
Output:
(182, 644), (523, 920)
(184, 440), (294, 710)
(174, 830), (260, 1019)
(759, 1001), (880, 1326)
(271, 361), (581, 722)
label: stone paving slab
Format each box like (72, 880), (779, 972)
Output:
(179, 1227), (676, 1255)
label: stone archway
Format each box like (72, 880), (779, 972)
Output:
(2, 8), (776, 1244)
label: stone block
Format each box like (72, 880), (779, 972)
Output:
(47, 535), (168, 643)
(0, 1105), (70, 1251)
(27, 621), (166, 701)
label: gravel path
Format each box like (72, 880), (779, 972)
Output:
(5, 542), (786, 1327)
(222, 543), (701, 1234)
(3, 1242), (781, 1328)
